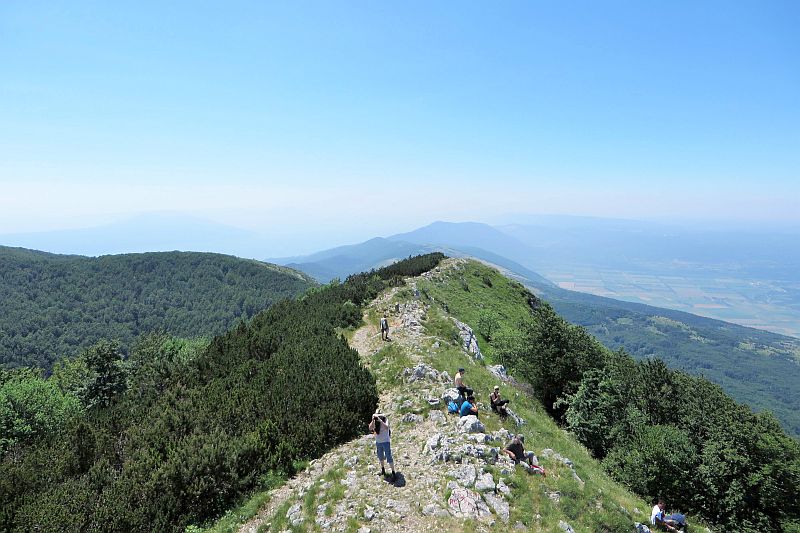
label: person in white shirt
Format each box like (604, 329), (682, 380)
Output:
(650, 500), (679, 531)
(368, 413), (396, 481)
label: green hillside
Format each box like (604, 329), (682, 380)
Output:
(418, 260), (800, 532)
(0, 246), (316, 370)
(0, 253), (445, 531)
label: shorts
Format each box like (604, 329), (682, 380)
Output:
(376, 441), (393, 463)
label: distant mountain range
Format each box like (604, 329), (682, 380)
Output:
(275, 221), (800, 436)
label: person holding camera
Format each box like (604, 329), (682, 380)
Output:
(368, 412), (396, 481)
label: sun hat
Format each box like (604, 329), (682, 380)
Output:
(494, 385), (500, 390)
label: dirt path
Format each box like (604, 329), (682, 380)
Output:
(240, 264), (512, 532)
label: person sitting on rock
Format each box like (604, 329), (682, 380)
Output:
(459, 395), (479, 418)
(490, 385), (509, 419)
(504, 435), (545, 475)
(454, 368), (472, 400)
(368, 412), (396, 481)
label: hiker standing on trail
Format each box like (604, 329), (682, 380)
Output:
(380, 313), (390, 341)
(369, 413), (396, 481)
(454, 368), (471, 399)
(490, 385), (510, 419)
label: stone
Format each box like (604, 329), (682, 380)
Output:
(447, 480), (460, 490)
(432, 341), (440, 349)
(457, 415), (486, 434)
(484, 492), (510, 523)
(513, 521), (528, 530)
(385, 499), (410, 516)
(400, 399), (414, 410)
(450, 464), (477, 487)
(466, 433), (491, 443)
(475, 472), (496, 492)
(402, 413), (423, 424)
(425, 433), (442, 452)
(487, 364), (508, 380)
(428, 410), (446, 424)
(287, 503), (301, 519)
(506, 408), (525, 427)
(493, 428), (511, 441)
(547, 491), (561, 503)
(344, 455), (359, 468)
(497, 478), (511, 495)
(358, 528), (371, 533)
(559, 520), (576, 533)
(442, 388), (462, 404)
(402, 363), (441, 383)
(447, 487), (491, 519)
(440, 370), (451, 383)
(363, 507), (375, 521)
(427, 397), (441, 407)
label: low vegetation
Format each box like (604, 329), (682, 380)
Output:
(0, 253), (445, 531)
(420, 260), (800, 532)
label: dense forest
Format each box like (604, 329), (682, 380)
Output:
(0, 253), (445, 531)
(541, 285), (800, 437)
(0, 247), (315, 370)
(421, 261), (800, 532)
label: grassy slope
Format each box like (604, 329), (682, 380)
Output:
(417, 259), (712, 531)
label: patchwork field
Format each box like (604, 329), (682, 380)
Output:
(547, 267), (800, 338)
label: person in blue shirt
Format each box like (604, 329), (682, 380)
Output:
(459, 395), (479, 417)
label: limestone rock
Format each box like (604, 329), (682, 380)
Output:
(447, 487), (491, 519)
(450, 464), (477, 487)
(428, 410), (446, 424)
(402, 413), (423, 424)
(475, 472), (496, 492)
(484, 492), (510, 523)
(456, 415), (486, 434)
(559, 520), (576, 533)
(487, 364), (508, 381)
(442, 388), (462, 404)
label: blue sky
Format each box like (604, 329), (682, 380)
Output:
(1, 1), (798, 248)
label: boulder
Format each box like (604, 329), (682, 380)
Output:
(475, 472), (496, 492)
(484, 492), (510, 522)
(456, 415), (486, 434)
(402, 413), (423, 424)
(442, 388), (462, 404)
(450, 464), (477, 487)
(447, 488), (491, 519)
(487, 364), (509, 381)
(425, 433), (442, 452)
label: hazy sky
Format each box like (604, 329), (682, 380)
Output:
(2, 1), (798, 241)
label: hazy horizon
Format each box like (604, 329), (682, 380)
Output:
(2, 1), (799, 241)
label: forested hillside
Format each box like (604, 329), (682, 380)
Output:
(0, 253), (446, 531)
(0, 247), (316, 370)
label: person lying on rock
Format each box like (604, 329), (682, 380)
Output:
(504, 435), (545, 476)
(490, 385), (509, 419)
(369, 412), (396, 481)
(459, 395), (479, 418)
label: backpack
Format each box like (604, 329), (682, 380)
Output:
(447, 400), (459, 414)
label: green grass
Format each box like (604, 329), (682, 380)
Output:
(368, 342), (414, 387)
(418, 260), (711, 531)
